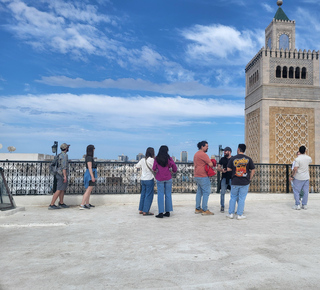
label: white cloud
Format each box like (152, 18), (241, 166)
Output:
(181, 24), (264, 65)
(0, 94), (244, 132)
(261, 3), (273, 13)
(36, 76), (245, 97)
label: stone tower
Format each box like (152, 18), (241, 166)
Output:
(245, 0), (320, 164)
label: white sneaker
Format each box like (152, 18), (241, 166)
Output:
(226, 213), (234, 219)
(237, 215), (247, 220)
(301, 205), (307, 210)
(292, 205), (301, 210)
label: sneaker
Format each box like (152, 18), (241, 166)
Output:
(220, 206), (224, 213)
(79, 205), (90, 210)
(155, 213), (164, 218)
(201, 210), (214, 215)
(59, 203), (70, 208)
(292, 205), (301, 210)
(163, 212), (170, 217)
(88, 204), (95, 208)
(48, 204), (61, 210)
(195, 208), (203, 214)
(237, 215), (247, 220)
(226, 213), (234, 219)
(301, 205), (307, 210)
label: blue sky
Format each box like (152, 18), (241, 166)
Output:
(0, 0), (319, 160)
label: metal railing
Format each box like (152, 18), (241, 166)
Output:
(0, 161), (319, 195)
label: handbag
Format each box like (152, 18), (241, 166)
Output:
(205, 159), (217, 177)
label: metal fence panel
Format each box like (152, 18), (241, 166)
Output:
(0, 161), (319, 195)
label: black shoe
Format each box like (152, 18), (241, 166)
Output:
(220, 207), (224, 213)
(163, 212), (170, 217)
(88, 204), (95, 208)
(48, 204), (61, 210)
(156, 213), (164, 218)
(59, 203), (70, 208)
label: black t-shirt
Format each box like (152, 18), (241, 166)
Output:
(227, 154), (255, 186)
(219, 156), (232, 180)
(85, 156), (97, 169)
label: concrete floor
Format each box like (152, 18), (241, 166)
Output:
(1, 193), (320, 290)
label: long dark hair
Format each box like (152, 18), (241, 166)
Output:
(145, 147), (155, 158)
(156, 145), (170, 167)
(86, 144), (95, 157)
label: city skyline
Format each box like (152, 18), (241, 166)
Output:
(0, 0), (319, 160)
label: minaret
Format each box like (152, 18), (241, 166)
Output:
(245, 0), (320, 164)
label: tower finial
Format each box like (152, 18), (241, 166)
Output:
(277, 0), (283, 7)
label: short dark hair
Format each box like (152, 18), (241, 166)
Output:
(197, 141), (208, 150)
(238, 143), (246, 153)
(145, 147), (155, 158)
(86, 144), (95, 157)
(299, 146), (306, 154)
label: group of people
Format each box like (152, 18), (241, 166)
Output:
(48, 140), (313, 218)
(48, 143), (97, 210)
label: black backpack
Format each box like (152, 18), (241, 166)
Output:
(49, 153), (61, 175)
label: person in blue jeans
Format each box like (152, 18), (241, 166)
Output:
(152, 145), (177, 218)
(227, 144), (255, 220)
(217, 146), (232, 213)
(193, 141), (215, 215)
(135, 147), (155, 216)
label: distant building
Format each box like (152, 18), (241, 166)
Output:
(118, 154), (129, 162)
(136, 153), (144, 161)
(171, 156), (178, 162)
(180, 151), (188, 162)
(0, 153), (54, 161)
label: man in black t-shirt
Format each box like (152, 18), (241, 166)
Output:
(217, 146), (232, 213)
(226, 144), (255, 220)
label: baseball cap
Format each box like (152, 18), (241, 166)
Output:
(223, 146), (232, 152)
(60, 143), (70, 150)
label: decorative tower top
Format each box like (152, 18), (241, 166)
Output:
(277, 0), (283, 7)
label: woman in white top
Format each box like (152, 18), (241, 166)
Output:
(135, 147), (155, 216)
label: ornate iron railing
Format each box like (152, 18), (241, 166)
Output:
(0, 161), (319, 195)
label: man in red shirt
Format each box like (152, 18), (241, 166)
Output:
(193, 141), (214, 215)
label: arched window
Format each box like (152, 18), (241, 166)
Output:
(289, 67), (294, 79)
(295, 67), (300, 79)
(282, 66), (288, 78)
(279, 34), (289, 50)
(276, 66), (281, 78)
(301, 67), (307, 79)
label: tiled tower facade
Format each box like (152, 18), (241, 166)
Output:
(245, 1), (320, 164)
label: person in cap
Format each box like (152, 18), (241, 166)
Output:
(217, 146), (232, 212)
(226, 144), (255, 220)
(48, 143), (70, 210)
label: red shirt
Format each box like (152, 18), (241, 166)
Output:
(194, 150), (211, 177)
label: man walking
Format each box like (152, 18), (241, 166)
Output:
(290, 146), (312, 210)
(48, 143), (70, 209)
(227, 144), (255, 220)
(217, 146), (232, 213)
(194, 141), (214, 215)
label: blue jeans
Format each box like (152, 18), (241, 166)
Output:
(220, 178), (231, 208)
(228, 184), (250, 216)
(292, 179), (309, 206)
(156, 179), (173, 213)
(139, 179), (154, 213)
(194, 177), (211, 212)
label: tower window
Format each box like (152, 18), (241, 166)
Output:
(282, 66), (288, 78)
(276, 66), (281, 78)
(301, 67), (307, 79)
(295, 67), (300, 79)
(279, 34), (289, 50)
(289, 67), (294, 79)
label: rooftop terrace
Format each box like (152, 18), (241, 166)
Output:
(1, 193), (320, 289)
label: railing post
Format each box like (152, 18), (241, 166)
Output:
(286, 164), (290, 193)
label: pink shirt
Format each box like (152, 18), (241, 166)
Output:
(194, 150), (211, 177)
(152, 157), (177, 181)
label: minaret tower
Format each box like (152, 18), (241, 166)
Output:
(245, 0), (320, 164)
